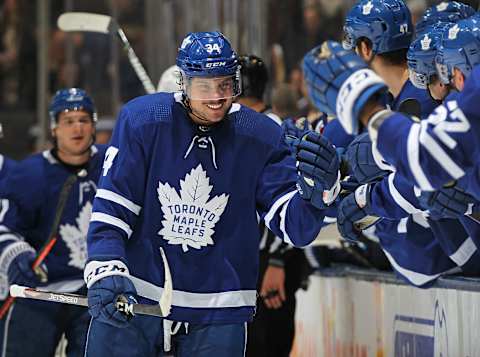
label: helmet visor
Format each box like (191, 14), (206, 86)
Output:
(184, 74), (242, 101)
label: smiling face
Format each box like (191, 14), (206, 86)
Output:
(186, 75), (237, 125)
(52, 109), (95, 163)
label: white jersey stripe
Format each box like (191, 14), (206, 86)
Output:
(128, 275), (256, 309)
(407, 123), (434, 191)
(387, 173), (421, 214)
(90, 212), (132, 237)
(419, 125), (465, 180)
(449, 237), (476, 267)
(96, 189), (142, 215)
(264, 190), (297, 231)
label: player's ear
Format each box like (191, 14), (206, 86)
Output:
(356, 40), (373, 62)
(452, 68), (465, 91)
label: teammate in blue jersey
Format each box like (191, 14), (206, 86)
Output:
(338, 135), (480, 285)
(301, 32), (480, 205)
(338, 0), (457, 279)
(0, 88), (105, 357)
(84, 31), (339, 357)
(343, 0), (437, 119)
(307, 7), (480, 283)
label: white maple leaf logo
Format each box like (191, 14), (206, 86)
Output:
(59, 202), (92, 269)
(362, 1), (373, 15)
(157, 164), (229, 252)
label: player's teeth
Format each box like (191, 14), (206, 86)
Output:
(207, 104), (222, 109)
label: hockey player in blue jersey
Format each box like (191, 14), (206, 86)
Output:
(0, 88), (106, 357)
(343, 0), (437, 119)
(336, 0), (471, 285)
(84, 31), (339, 357)
(301, 31), (480, 203)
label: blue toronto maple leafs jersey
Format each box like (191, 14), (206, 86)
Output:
(375, 66), (480, 193)
(371, 217), (461, 287)
(389, 78), (438, 119)
(86, 93), (327, 324)
(0, 146), (106, 295)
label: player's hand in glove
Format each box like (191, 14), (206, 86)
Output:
(302, 41), (388, 135)
(88, 275), (138, 328)
(419, 184), (479, 219)
(296, 131), (340, 209)
(337, 184), (380, 243)
(7, 248), (45, 287)
(345, 132), (391, 184)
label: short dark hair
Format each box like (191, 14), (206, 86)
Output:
(356, 37), (407, 66)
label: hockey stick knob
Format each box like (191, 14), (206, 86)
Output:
(9, 285), (27, 298)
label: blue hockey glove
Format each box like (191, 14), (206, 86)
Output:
(345, 132), (391, 184)
(419, 185), (479, 219)
(88, 275), (138, 328)
(296, 131), (340, 209)
(337, 184), (379, 243)
(302, 41), (387, 135)
(7, 249), (45, 287)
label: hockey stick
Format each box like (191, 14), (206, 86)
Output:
(0, 170), (86, 319)
(9, 245), (173, 318)
(9, 285), (165, 318)
(57, 12), (156, 94)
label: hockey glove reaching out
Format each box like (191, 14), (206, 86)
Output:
(87, 271), (138, 328)
(7, 250), (46, 287)
(337, 184), (380, 243)
(296, 131), (340, 209)
(418, 184), (479, 219)
(302, 41), (388, 135)
(345, 132), (392, 184)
